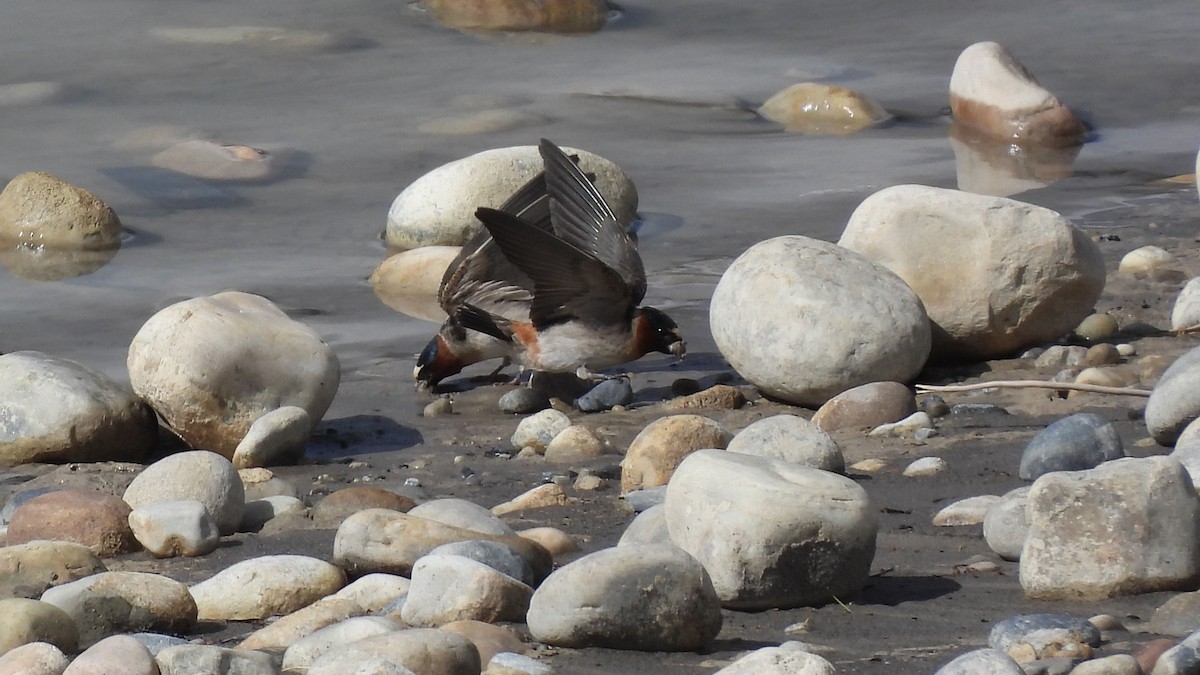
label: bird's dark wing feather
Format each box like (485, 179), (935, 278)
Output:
(438, 170), (557, 320)
(475, 207), (634, 329)
(539, 139), (647, 305)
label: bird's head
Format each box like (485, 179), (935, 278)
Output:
(635, 306), (686, 360)
(413, 334), (464, 391)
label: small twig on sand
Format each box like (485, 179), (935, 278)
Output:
(915, 380), (1152, 397)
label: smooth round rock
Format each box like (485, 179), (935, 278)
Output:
(984, 487), (1030, 561)
(948, 41), (1085, 147)
(1119, 245), (1175, 277)
(421, 0), (608, 34)
(441, 620), (527, 665)
(0, 641), (70, 674)
(575, 378), (634, 412)
(989, 613), (1101, 661)
(154, 644), (278, 675)
(1019, 412), (1125, 480)
(758, 83), (889, 135)
(812, 381), (917, 432)
(498, 388), (550, 415)
(123, 450), (244, 535)
(127, 291), (340, 458)
(332, 574), (411, 613)
(1075, 313), (1119, 342)
(509, 409), (571, 454)
(1151, 591), (1200, 637)
(711, 236), (930, 406)
(409, 498), (514, 536)
(727, 414), (844, 472)
(839, 185), (1104, 361)
(0, 598), (78, 656)
(933, 495), (1000, 527)
(281, 616), (403, 672)
(430, 540), (536, 587)
(903, 456), (948, 477)
(65, 634), (156, 675)
(386, 145), (636, 249)
(189, 555), (345, 621)
(664, 449), (877, 609)
(515, 527), (578, 558)
(934, 648), (1024, 674)
(314, 487), (416, 524)
(621, 414), (731, 493)
(1146, 346), (1200, 445)
(714, 643), (836, 674)
(1172, 278), (1200, 332)
(544, 425), (606, 462)
(617, 504), (669, 547)
(0, 172), (122, 250)
(332, 510), (551, 581)
(239, 468), (299, 501)
(527, 544), (722, 651)
(306, 628), (478, 675)
(0, 541), (105, 599)
(237, 596), (365, 652)
(7, 490), (136, 557)
(40, 571), (196, 648)
(401, 554), (533, 626)
(490, 483), (569, 516)
(0, 351), (157, 466)
(231, 405), (311, 469)
(128, 499), (220, 558)
(240, 495), (306, 532)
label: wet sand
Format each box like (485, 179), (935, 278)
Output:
(4, 0), (1200, 671)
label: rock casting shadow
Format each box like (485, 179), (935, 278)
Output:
(857, 575), (963, 606)
(308, 414), (423, 459)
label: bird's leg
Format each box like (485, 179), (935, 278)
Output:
(486, 357), (512, 379)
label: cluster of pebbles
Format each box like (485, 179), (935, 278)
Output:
(4, 24), (1200, 675)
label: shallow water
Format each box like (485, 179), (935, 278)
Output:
(3, 0), (1199, 403)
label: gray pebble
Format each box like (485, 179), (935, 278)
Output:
(988, 613), (1101, 653)
(576, 378), (634, 412)
(498, 388), (550, 414)
(920, 395), (951, 418)
(429, 540), (536, 586)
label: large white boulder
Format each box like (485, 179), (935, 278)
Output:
(385, 144), (637, 249)
(127, 291), (340, 458)
(1021, 456), (1200, 600)
(839, 184), (1104, 361)
(710, 235), (930, 407)
(0, 351), (157, 466)
(665, 449), (877, 609)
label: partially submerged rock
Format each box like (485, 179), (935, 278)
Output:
(758, 83), (890, 135)
(420, 0), (609, 34)
(949, 41), (1086, 148)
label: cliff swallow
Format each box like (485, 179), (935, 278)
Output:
(412, 170), (549, 390)
(463, 139), (686, 377)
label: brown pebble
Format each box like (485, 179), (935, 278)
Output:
(663, 384), (746, 411)
(313, 487), (416, 523)
(1133, 637), (1178, 673)
(6, 489), (137, 557)
(516, 527), (579, 557)
(1084, 343), (1121, 366)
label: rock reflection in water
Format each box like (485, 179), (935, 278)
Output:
(950, 123), (1082, 198)
(0, 241), (119, 282)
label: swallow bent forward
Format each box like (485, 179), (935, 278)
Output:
(413, 170), (551, 390)
(462, 138), (686, 378)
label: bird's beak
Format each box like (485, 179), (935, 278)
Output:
(669, 340), (686, 360)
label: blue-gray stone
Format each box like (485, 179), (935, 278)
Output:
(988, 613), (1101, 652)
(499, 388), (550, 415)
(576, 378), (634, 413)
(429, 539), (537, 586)
(621, 486), (667, 513)
(1018, 413), (1124, 480)
(0, 487), (55, 527)
(130, 632), (189, 656)
(934, 648), (1023, 675)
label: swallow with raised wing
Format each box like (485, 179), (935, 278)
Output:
(462, 138), (686, 378)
